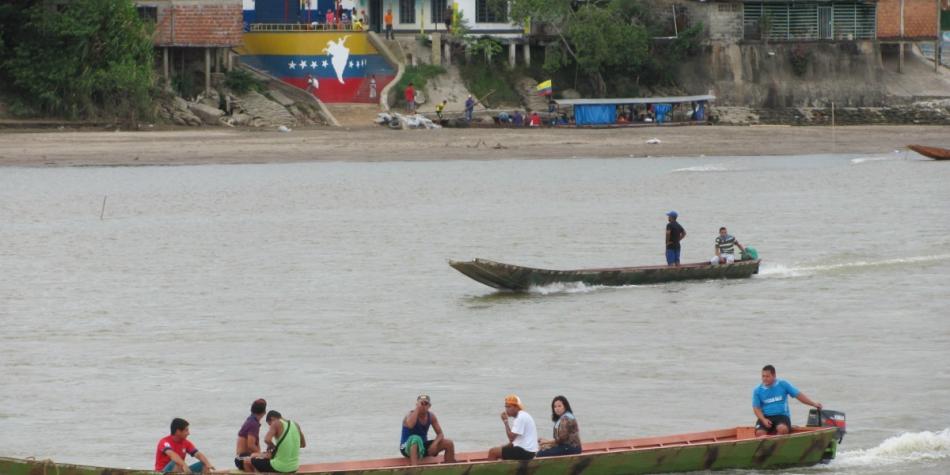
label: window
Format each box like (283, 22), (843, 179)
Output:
(137, 6), (158, 23)
(431, 0), (448, 24)
(476, 0), (507, 23)
(399, 0), (415, 24)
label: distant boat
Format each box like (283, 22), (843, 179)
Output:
(908, 144), (950, 160)
(449, 257), (760, 292)
(0, 425), (840, 475)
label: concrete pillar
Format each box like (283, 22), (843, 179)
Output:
(509, 42), (516, 68)
(523, 42), (531, 66)
(443, 39), (452, 64)
(899, 41), (904, 73)
(227, 50), (233, 71)
(432, 33), (442, 65)
(205, 47), (211, 93)
(163, 47), (169, 84)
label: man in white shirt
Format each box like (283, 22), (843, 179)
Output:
(487, 394), (538, 460)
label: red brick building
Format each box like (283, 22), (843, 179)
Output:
(135, 0), (243, 93)
(877, 0), (940, 40)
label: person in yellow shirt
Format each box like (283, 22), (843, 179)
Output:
(435, 100), (447, 120)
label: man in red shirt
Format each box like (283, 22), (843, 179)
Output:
(404, 82), (416, 114)
(155, 418), (215, 473)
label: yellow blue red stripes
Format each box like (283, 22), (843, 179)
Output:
(240, 32), (379, 56)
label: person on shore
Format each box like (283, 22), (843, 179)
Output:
(400, 394), (457, 465)
(235, 399), (267, 470)
(248, 410), (306, 473)
(512, 110), (524, 127)
(384, 8), (394, 39)
(665, 211), (686, 266)
(464, 95), (476, 122)
(325, 9), (335, 27)
(405, 82), (416, 114)
(369, 75), (378, 99)
(528, 111), (541, 127)
(444, 6), (453, 31)
(496, 110), (510, 125)
(305, 74), (318, 94)
(754, 365), (823, 437)
(710, 227), (745, 265)
(537, 395), (582, 457)
(154, 418), (215, 473)
(488, 395), (538, 461)
(436, 100), (447, 121)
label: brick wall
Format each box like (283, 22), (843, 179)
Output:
(146, 0), (243, 47)
(877, 0), (939, 40)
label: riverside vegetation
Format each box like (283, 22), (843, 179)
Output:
(0, 0), (154, 123)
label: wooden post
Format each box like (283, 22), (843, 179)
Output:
(432, 32), (442, 64)
(899, 0), (905, 73)
(163, 47), (169, 84)
(205, 47), (211, 94)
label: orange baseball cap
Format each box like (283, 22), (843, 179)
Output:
(504, 394), (523, 410)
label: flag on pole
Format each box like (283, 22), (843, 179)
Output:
(536, 79), (552, 96)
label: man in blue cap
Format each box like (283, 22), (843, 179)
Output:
(665, 211), (686, 266)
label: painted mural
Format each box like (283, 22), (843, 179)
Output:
(240, 31), (395, 103)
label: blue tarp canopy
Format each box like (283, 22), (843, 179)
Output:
(573, 104), (616, 126)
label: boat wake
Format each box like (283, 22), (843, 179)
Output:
(671, 165), (730, 173)
(759, 254), (950, 278)
(527, 282), (639, 295)
(850, 152), (932, 164)
(834, 429), (950, 468)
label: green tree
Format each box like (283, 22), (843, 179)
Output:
(2, 0), (155, 121)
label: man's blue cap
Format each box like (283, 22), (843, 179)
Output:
(666, 211), (678, 218)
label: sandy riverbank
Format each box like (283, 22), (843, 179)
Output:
(1, 125), (948, 167)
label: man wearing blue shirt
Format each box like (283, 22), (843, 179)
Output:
(753, 365), (823, 436)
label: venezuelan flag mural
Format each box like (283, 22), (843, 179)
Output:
(240, 31), (396, 103)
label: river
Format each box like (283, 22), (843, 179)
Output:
(1, 152), (948, 474)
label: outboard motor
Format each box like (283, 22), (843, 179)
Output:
(807, 408), (846, 444)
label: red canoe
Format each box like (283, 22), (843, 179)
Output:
(908, 144), (950, 160)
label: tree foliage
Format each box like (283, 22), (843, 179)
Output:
(504, 0), (703, 97)
(0, 0), (155, 120)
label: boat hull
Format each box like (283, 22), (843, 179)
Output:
(449, 258), (761, 291)
(908, 144), (950, 160)
(0, 427), (836, 475)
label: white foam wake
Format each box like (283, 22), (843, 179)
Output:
(850, 155), (899, 164)
(835, 429), (950, 468)
(527, 282), (644, 295)
(760, 254), (950, 278)
(672, 165), (729, 173)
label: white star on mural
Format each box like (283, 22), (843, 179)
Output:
(362, 60), (367, 67)
(310, 61), (318, 69)
(321, 60), (329, 68)
(348, 61), (354, 68)
(288, 61), (296, 69)
(300, 59), (308, 68)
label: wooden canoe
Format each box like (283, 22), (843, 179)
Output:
(908, 144), (950, 160)
(449, 257), (761, 291)
(0, 426), (838, 475)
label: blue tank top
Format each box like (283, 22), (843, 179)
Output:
(399, 413), (431, 445)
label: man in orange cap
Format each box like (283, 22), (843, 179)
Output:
(487, 394), (538, 460)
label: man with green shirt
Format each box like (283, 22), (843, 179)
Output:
(248, 410), (306, 473)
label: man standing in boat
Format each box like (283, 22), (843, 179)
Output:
(710, 226), (745, 265)
(487, 394), (539, 460)
(753, 365), (823, 437)
(154, 418), (215, 473)
(400, 394), (457, 465)
(665, 211), (686, 266)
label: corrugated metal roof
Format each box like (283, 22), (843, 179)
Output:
(555, 95), (716, 106)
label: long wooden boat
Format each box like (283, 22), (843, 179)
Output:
(908, 144), (950, 160)
(449, 257), (760, 291)
(0, 426), (837, 475)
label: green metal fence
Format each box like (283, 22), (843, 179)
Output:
(743, 1), (876, 41)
